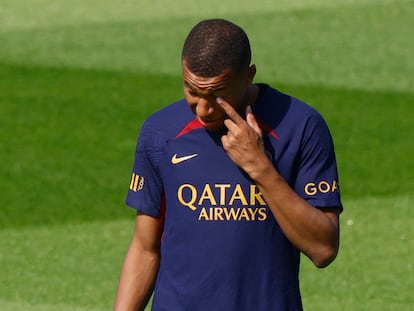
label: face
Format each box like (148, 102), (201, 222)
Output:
(182, 60), (255, 132)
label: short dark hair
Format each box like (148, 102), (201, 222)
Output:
(182, 19), (251, 77)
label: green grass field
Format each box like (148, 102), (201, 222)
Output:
(1, 0), (413, 310)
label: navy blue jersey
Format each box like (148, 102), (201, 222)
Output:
(126, 84), (342, 311)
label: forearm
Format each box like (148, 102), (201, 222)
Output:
(114, 241), (160, 311)
(217, 99), (340, 267)
(251, 158), (339, 267)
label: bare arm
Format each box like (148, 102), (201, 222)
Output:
(217, 98), (340, 268)
(114, 212), (164, 311)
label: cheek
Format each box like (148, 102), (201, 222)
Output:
(189, 103), (197, 115)
(184, 94), (197, 110)
(228, 95), (246, 113)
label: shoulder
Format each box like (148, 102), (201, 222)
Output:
(255, 84), (329, 134)
(140, 99), (193, 135)
(144, 99), (192, 130)
(136, 99), (194, 151)
(262, 84), (322, 115)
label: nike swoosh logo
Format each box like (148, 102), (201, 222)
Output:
(171, 153), (198, 164)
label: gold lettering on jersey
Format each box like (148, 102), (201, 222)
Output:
(304, 180), (338, 196)
(250, 184), (266, 205)
(198, 207), (268, 221)
(129, 173), (145, 192)
(239, 208), (249, 220)
(229, 184), (248, 205)
(177, 184), (197, 210)
(178, 183), (266, 210)
(198, 184), (217, 206)
(216, 184), (231, 205)
(177, 183), (268, 221)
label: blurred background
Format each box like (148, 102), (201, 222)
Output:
(0, 0), (413, 310)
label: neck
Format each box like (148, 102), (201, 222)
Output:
(248, 83), (259, 107)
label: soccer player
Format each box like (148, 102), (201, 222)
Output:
(114, 19), (342, 311)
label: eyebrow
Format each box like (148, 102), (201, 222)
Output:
(184, 81), (225, 93)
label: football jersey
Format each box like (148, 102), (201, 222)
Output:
(126, 84), (342, 311)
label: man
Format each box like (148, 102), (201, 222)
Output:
(114, 19), (342, 311)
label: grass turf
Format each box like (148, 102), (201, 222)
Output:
(1, 0), (413, 309)
(1, 64), (413, 227)
(1, 196), (412, 310)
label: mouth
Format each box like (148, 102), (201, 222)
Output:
(198, 118), (224, 131)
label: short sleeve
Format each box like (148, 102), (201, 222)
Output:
(125, 121), (164, 216)
(294, 114), (343, 211)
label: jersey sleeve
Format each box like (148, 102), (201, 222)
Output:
(294, 113), (343, 211)
(125, 120), (164, 217)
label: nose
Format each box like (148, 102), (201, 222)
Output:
(196, 97), (215, 118)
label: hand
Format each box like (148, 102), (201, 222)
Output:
(216, 97), (268, 176)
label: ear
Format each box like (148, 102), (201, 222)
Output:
(246, 64), (256, 85)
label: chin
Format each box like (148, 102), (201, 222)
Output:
(204, 124), (224, 132)
(207, 128), (224, 133)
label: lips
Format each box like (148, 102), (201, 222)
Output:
(199, 118), (217, 125)
(198, 118), (223, 130)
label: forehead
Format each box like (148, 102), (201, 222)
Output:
(182, 60), (237, 92)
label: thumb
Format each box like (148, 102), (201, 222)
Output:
(246, 105), (262, 136)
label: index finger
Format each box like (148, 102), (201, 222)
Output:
(216, 97), (245, 125)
